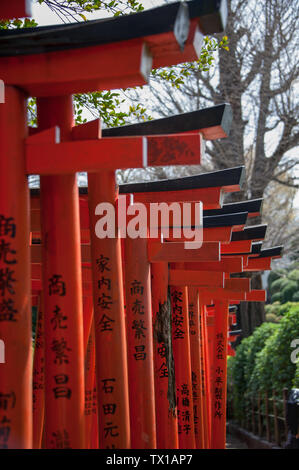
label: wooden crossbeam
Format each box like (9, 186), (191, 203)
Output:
(0, 1), (227, 96)
(147, 240), (220, 262)
(245, 290), (266, 302)
(220, 240), (252, 254)
(244, 257), (272, 272)
(169, 270), (224, 287)
(183, 258), (243, 273)
(26, 131), (203, 174)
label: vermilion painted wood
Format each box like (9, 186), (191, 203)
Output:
(244, 257), (271, 271)
(206, 313), (215, 435)
(90, 369), (99, 449)
(184, 258), (243, 273)
(72, 121), (131, 449)
(1, 40), (151, 97)
(211, 300), (229, 449)
(200, 303), (211, 448)
(148, 241), (220, 263)
(150, 226), (232, 244)
(71, 119), (102, 141)
(31, 244), (90, 263)
(30, 206), (233, 242)
(37, 96), (85, 449)
(84, 321), (96, 449)
(32, 294), (44, 449)
(171, 285), (196, 449)
(32, 262), (93, 285)
(0, 86), (32, 448)
(245, 290), (266, 302)
(132, 187), (223, 209)
(199, 288), (246, 302)
(0, 0), (31, 19)
(224, 278), (250, 292)
(0, 17), (205, 97)
(203, 226), (233, 243)
(88, 171), (130, 449)
(26, 133), (202, 174)
(151, 262), (179, 449)
(169, 270), (224, 288)
(30, 190), (241, 234)
(123, 236), (156, 448)
(159, 226), (233, 244)
(83, 296), (94, 356)
(146, 20), (202, 69)
(221, 240), (252, 254)
(188, 287), (204, 449)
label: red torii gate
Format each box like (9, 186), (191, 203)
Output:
(0, 0), (283, 451)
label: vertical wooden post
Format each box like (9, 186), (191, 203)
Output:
(188, 286), (204, 448)
(258, 392), (262, 437)
(282, 388), (288, 443)
(273, 390), (280, 446)
(84, 320), (96, 449)
(124, 236), (156, 448)
(33, 293), (45, 448)
(88, 171), (130, 449)
(37, 96), (85, 449)
(151, 262), (178, 449)
(171, 285), (196, 449)
(265, 391), (271, 442)
(251, 395), (255, 434)
(0, 86), (32, 449)
(211, 300), (229, 449)
(201, 303), (212, 448)
(199, 302), (209, 448)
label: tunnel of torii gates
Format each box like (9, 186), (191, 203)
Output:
(0, 0), (283, 450)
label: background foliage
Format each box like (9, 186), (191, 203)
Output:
(230, 303), (299, 424)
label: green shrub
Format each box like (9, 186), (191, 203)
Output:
(265, 302), (280, 316)
(271, 292), (282, 303)
(231, 337), (251, 422)
(244, 323), (279, 390)
(281, 280), (298, 303)
(270, 277), (289, 294)
(265, 312), (280, 323)
(268, 269), (287, 286)
(268, 267), (299, 304)
(288, 269), (299, 282)
(250, 304), (299, 394)
(277, 301), (298, 316)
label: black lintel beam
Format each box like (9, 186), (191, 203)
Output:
(119, 166), (245, 194)
(203, 198), (263, 217)
(254, 246), (283, 259)
(103, 104), (232, 140)
(203, 212), (248, 228)
(230, 224), (267, 242)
